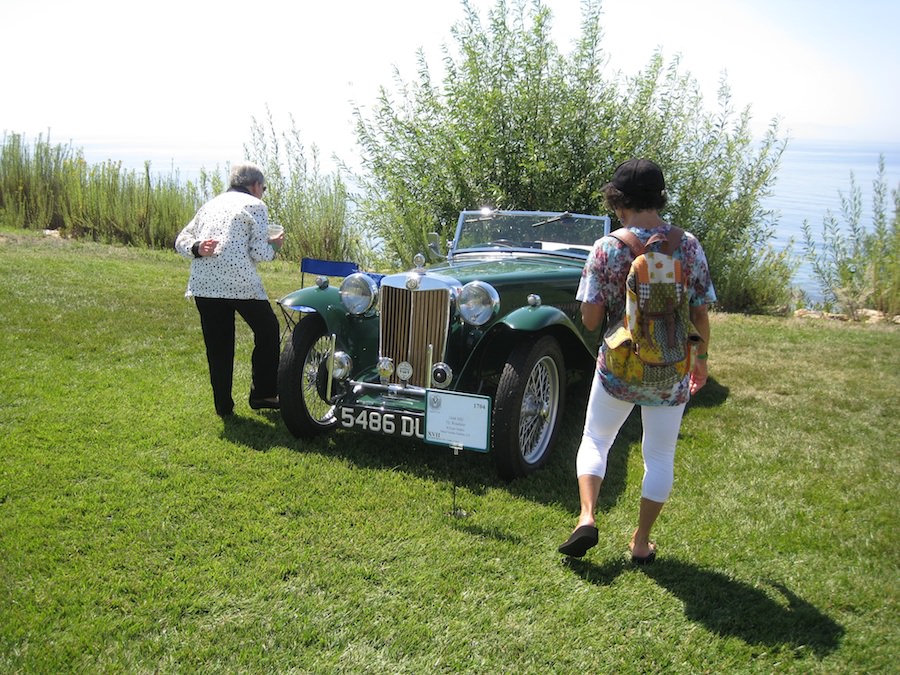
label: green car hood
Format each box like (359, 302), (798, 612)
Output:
(427, 253), (587, 286)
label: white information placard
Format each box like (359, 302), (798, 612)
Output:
(424, 390), (492, 452)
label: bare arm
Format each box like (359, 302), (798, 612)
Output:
(581, 301), (605, 332)
(689, 304), (710, 394)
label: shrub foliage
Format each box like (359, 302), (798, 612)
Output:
(802, 156), (900, 318)
(0, 126), (363, 267)
(5, 1), (898, 315)
(351, 0), (793, 312)
(0, 132), (203, 247)
(244, 109), (367, 266)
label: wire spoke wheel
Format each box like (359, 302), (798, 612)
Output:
(278, 315), (338, 437)
(517, 354), (560, 462)
(493, 336), (565, 480)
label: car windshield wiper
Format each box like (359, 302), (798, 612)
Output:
(531, 211), (572, 228)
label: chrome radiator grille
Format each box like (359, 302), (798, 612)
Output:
(379, 284), (451, 387)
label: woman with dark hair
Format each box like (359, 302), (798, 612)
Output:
(175, 162), (285, 417)
(557, 159), (716, 562)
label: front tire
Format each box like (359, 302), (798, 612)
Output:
(492, 335), (566, 480)
(278, 315), (338, 438)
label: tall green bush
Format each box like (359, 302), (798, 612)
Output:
(244, 109), (366, 267)
(351, 0), (792, 312)
(802, 156), (900, 318)
(0, 132), (72, 231)
(0, 128), (363, 266)
(0, 132), (202, 247)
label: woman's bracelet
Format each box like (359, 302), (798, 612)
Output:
(697, 352), (709, 360)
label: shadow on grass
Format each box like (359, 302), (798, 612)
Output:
(450, 521), (524, 544)
(222, 376), (729, 513)
(563, 556), (843, 657)
(221, 412), (284, 451)
(686, 375), (730, 409)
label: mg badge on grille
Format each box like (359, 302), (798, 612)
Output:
(397, 361), (414, 382)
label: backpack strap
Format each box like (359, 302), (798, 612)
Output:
(645, 226), (684, 255)
(608, 229), (645, 257)
(665, 226), (683, 254)
(609, 226), (683, 256)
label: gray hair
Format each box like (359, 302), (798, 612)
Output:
(229, 162), (265, 189)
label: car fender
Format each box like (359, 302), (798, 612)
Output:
(278, 287), (380, 364)
(278, 286), (348, 330)
(497, 304), (603, 353)
(499, 304), (578, 334)
(451, 304), (594, 389)
(498, 304), (598, 360)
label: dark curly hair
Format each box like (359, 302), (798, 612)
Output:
(602, 184), (668, 212)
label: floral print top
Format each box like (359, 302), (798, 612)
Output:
(576, 224), (717, 406)
(175, 189), (277, 300)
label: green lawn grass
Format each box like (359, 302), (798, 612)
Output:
(1, 230), (897, 673)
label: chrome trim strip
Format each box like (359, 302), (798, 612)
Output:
(347, 379), (428, 399)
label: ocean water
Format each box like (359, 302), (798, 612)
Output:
(763, 139), (900, 300)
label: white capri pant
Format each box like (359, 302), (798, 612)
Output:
(576, 370), (687, 503)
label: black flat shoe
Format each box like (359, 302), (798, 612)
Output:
(558, 525), (599, 557)
(630, 544), (657, 565)
(249, 396), (280, 410)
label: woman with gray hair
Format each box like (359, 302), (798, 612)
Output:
(175, 162), (285, 417)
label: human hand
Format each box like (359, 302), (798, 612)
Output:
(198, 239), (219, 256)
(267, 224), (285, 251)
(268, 231), (285, 251)
(689, 358), (708, 395)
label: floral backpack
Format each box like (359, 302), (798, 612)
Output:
(603, 227), (701, 387)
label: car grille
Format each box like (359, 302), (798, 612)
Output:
(379, 284), (451, 387)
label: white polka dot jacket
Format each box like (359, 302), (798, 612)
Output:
(175, 189), (278, 300)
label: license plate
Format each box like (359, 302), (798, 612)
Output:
(338, 406), (424, 439)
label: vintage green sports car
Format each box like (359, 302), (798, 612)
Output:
(276, 209), (610, 479)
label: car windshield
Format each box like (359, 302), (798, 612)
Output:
(451, 210), (610, 256)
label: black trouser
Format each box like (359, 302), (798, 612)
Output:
(194, 297), (280, 415)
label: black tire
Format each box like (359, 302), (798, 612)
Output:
(492, 335), (566, 480)
(278, 315), (338, 438)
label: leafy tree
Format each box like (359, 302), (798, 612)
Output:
(351, 0), (792, 312)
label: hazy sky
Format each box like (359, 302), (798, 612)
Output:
(3, 0), (898, 171)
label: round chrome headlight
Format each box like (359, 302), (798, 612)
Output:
(458, 280), (500, 326)
(340, 273), (378, 315)
(331, 351), (353, 380)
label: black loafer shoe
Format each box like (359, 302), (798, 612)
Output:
(558, 525), (599, 557)
(249, 396), (280, 410)
(630, 544), (657, 565)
